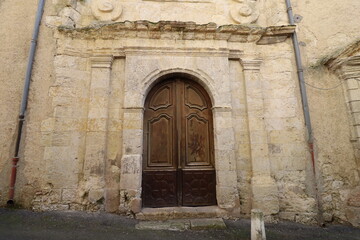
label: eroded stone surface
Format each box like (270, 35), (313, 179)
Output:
(135, 218), (225, 231)
(0, 0), (359, 228)
(190, 218), (226, 230)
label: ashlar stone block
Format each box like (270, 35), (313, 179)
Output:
(123, 112), (143, 130)
(87, 118), (108, 132)
(214, 150), (237, 171)
(214, 128), (236, 151)
(268, 130), (304, 144)
(348, 88), (360, 102)
(251, 176), (280, 215)
(216, 170), (238, 187)
(216, 186), (239, 209)
(88, 189), (104, 204)
(350, 101), (360, 113)
(49, 86), (77, 98)
(345, 78), (359, 90)
(122, 129), (142, 155)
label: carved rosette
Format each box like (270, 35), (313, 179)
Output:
(230, 0), (259, 24)
(91, 0), (123, 21)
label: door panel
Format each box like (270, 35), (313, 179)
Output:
(144, 81), (176, 170)
(182, 170), (217, 206)
(142, 78), (216, 207)
(148, 114), (173, 167)
(185, 114), (210, 166)
(182, 81), (213, 169)
(143, 171), (177, 207)
(184, 85), (207, 111)
(149, 85), (173, 111)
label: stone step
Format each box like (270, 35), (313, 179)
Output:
(135, 206), (229, 221)
(135, 218), (226, 231)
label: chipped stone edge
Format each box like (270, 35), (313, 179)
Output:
(56, 20), (295, 44)
(324, 38), (360, 71)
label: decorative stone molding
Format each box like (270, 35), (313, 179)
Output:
(325, 39), (360, 71)
(90, 55), (114, 68)
(46, 6), (80, 28)
(58, 21), (295, 45)
(325, 41), (360, 145)
(91, 0), (123, 21)
(241, 59), (262, 71)
(114, 53), (240, 217)
(340, 56), (360, 79)
(230, 0), (260, 24)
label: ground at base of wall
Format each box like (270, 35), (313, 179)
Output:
(1, 208), (360, 240)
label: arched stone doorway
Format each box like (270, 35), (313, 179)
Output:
(142, 77), (216, 207)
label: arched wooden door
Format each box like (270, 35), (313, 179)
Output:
(142, 78), (216, 207)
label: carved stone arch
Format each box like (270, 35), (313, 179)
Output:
(141, 68), (217, 108)
(120, 67), (240, 217)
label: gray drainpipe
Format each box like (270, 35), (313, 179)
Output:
(285, 0), (324, 225)
(285, 0), (313, 143)
(7, 0), (46, 205)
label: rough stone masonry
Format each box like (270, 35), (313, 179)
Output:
(0, 0), (359, 227)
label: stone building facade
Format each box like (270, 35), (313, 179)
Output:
(0, 0), (359, 226)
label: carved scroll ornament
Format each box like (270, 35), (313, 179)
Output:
(91, 0), (123, 21)
(230, 0), (260, 24)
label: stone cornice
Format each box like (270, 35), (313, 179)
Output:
(57, 21), (295, 45)
(241, 59), (263, 70)
(90, 55), (114, 68)
(324, 39), (360, 71)
(341, 55), (360, 79)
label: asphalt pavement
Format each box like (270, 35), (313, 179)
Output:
(0, 208), (359, 240)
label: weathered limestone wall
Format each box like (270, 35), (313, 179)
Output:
(49, 0), (265, 27)
(0, 0), (55, 206)
(294, 0), (360, 66)
(0, 0), (34, 205)
(227, 39), (318, 221)
(292, 0), (360, 226)
(306, 68), (359, 224)
(0, 0), (359, 227)
(30, 54), (125, 212)
(260, 43), (318, 223)
(31, 53), (90, 211)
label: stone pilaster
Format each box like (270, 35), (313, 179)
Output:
(241, 58), (280, 215)
(83, 55), (113, 206)
(119, 107), (144, 214)
(340, 56), (360, 145)
(213, 106), (241, 217)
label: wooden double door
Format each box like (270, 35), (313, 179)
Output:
(142, 78), (216, 207)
